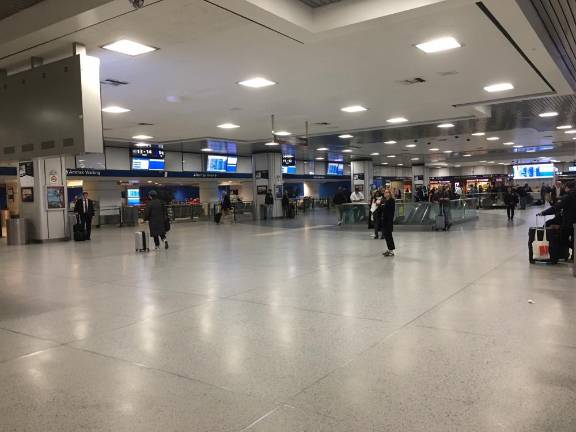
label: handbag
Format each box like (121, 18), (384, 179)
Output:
(532, 228), (550, 260)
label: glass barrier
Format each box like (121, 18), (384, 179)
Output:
(341, 198), (478, 226)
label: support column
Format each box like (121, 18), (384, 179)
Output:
(199, 181), (219, 204)
(252, 153), (283, 219)
(20, 156), (68, 241)
(351, 160), (373, 196)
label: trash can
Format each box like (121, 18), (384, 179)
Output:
(121, 206), (139, 227)
(7, 218), (28, 245)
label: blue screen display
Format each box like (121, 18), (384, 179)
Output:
(327, 163), (344, 175)
(513, 164), (555, 179)
(282, 165), (296, 174)
(207, 155), (228, 172)
(127, 188), (140, 206)
(226, 156), (237, 173)
(148, 159), (165, 171)
(132, 158), (165, 171)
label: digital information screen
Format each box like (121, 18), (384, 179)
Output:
(127, 188), (140, 206)
(282, 165), (296, 174)
(226, 156), (237, 173)
(327, 162), (344, 175)
(131, 158), (165, 171)
(513, 164), (555, 179)
(207, 155), (228, 172)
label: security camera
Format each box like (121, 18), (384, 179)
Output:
(129, 0), (145, 9)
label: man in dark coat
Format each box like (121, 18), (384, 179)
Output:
(74, 191), (95, 240)
(539, 181), (576, 260)
(144, 190), (169, 249)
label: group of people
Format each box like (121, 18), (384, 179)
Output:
(538, 181), (576, 260)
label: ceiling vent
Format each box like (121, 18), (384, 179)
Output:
(100, 78), (129, 86)
(397, 77), (426, 85)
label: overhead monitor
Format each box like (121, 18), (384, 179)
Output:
(226, 156), (238, 173)
(127, 188), (140, 206)
(327, 162), (344, 176)
(207, 155), (228, 172)
(513, 163), (555, 179)
(131, 157), (165, 171)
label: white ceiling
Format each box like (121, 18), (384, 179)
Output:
(0, 0), (575, 166)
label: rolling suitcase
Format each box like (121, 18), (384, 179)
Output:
(73, 215), (86, 241)
(214, 212), (222, 224)
(287, 203), (296, 219)
(434, 213), (446, 231)
(528, 219), (569, 264)
(135, 231), (149, 252)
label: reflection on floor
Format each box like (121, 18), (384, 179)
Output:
(0, 207), (574, 431)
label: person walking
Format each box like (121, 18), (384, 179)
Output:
(282, 191), (290, 218)
(503, 186), (519, 221)
(74, 191), (95, 240)
(381, 189), (396, 257)
(265, 189), (274, 220)
(144, 190), (169, 250)
(333, 187), (348, 225)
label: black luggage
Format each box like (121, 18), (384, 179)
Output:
(73, 216), (86, 241)
(528, 226), (569, 264)
(287, 203), (296, 219)
(214, 212), (222, 224)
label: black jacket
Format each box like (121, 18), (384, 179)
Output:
(541, 190), (576, 228)
(144, 198), (167, 237)
(503, 191), (519, 207)
(333, 191), (348, 205)
(265, 192), (274, 205)
(380, 198), (396, 231)
(74, 198), (95, 218)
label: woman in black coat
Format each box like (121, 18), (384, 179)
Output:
(503, 186), (519, 221)
(144, 190), (169, 249)
(381, 189), (396, 257)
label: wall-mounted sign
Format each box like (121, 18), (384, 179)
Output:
(48, 169), (59, 184)
(353, 173), (365, 181)
(257, 185), (267, 195)
(255, 170), (269, 180)
(21, 187), (34, 203)
(46, 186), (65, 210)
(19, 161), (34, 187)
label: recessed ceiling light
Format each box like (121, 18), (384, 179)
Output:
(201, 148), (213, 152)
(317, 147), (329, 151)
(416, 36), (461, 53)
(513, 145), (523, 148)
(370, 152), (380, 156)
(443, 150), (453, 153)
(381, 162), (389, 165)
(483, 83), (514, 93)
(273, 131), (291, 136)
(342, 149), (353, 153)
(339, 134), (353, 139)
(411, 157), (420, 161)
(264, 142), (279, 146)
(565, 130), (576, 134)
(102, 106), (131, 113)
(480, 160), (487, 163)
(397, 163), (404, 166)
(387, 117), (408, 124)
(406, 144), (417, 148)
(539, 112), (558, 118)
(102, 40), (157, 56)
(471, 132), (485, 136)
(486, 136), (500, 141)
(134, 142), (150, 147)
(315, 157), (324, 160)
(557, 125), (572, 129)
(489, 161), (496, 164)
(498, 162), (506, 165)
(341, 105), (367, 113)
(238, 77), (276, 88)
(437, 123), (455, 128)
(147, 180), (153, 184)
(218, 123), (240, 129)
(429, 148), (439, 151)
(463, 154), (472, 157)
(454, 165), (461, 168)
(503, 142), (514, 145)
(384, 140), (397, 145)
(132, 135), (153, 140)
(387, 155), (396, 158)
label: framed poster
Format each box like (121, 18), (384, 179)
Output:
(21, 187), (34, 203)
(257, 185), (267, 195)
(46, 186), (65, 209)
(19, 161), (34, 187)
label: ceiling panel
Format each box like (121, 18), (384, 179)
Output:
(0, 0), (45, 21)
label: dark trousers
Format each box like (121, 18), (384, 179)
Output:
(383, 228), (395, 251)
(506, 205), (515, 220)
(560, 225), (574, 257)
(80, 215), (92, 239)
(152, 234), (166, 247)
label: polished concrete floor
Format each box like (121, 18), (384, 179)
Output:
(0, 207), (574, 431)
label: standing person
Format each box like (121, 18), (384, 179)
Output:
(333, 187), (348, 225)
(264, 189), (274, 220)
(371, 189), (383, 239)
(281, 191), (290, 218)
(539, 181), (576, 261)
(381, 189), (396, 257)
(74, 191), (95, 240)
(144, 190), (169, 250)
(350, 187), (365, 202)
(503, 186), (519, 221)
(437, 185), (451, 229)
(222, 192), (232, 214)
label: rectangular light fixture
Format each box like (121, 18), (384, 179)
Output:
(437, 123), (454, 128)
(371, 152), (380, 156)
(273, 131), (291, 136)
(471, 132), (485, 136)
(264, 142), (279, 146)
(503, 142), (514, 146)
(411, 157), (420, 161)
(539, 112), (558, 118)
(406, 144), (417, 148)
(201, 148), (213, 152)
(387, 117), (408, 124)
(429, 148), (439, 151)
(565, 130), (576, 134)
(416, 37), (461, 53)
(557, 125), (572, 129)
(342, 149), (353, 153)
(486, 136), (500, 141)
(484, 83), (514, 93)
(102, 106), (131, 113)
(463, 154), (472, 157)
(341, 105), (367, 113)
(339, 134), (353, 139)
(102, 40), (157, 56)
(384, 140), (397, 144)
(132, 135), (153, 140)
(317, 147), (329, 151)
(238, 77), (276, 88)
(386, 155), (396, 158)
(217, 123), (240, 129)
(443, 150), (453, 153)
